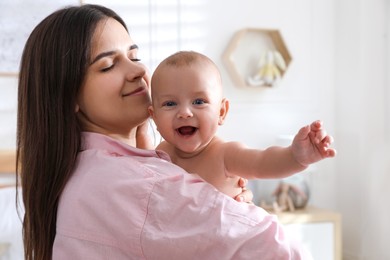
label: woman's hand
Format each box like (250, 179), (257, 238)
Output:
(234, 178), (254, 204)
(136, 120), (154, 150)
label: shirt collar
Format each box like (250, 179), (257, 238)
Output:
(81, 132), (171, 161)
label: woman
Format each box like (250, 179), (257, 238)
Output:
(17, 4), (310, 259)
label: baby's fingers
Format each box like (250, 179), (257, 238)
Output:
(309, 127), (327, 144)
(311, 121), (332, 144)
(319, 135), (336, 157)
(235, 188), (254, 203)
(237, 177), (248, 188)
(326, 148), (337, 157)
(310, 120), (323, 131)
(322, 135), (334, 146)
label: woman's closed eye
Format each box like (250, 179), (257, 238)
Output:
(101, 58), (141, 72)
(101, 64), (114, 72)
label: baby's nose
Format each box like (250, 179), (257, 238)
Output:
(177, 106), (193, 118)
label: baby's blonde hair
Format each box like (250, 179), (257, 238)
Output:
(151, 50), (222, 94)
(159, 50), (216, 68)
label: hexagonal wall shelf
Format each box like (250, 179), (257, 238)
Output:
(223, 28), (292, 88)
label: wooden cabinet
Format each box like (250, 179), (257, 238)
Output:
(270, 206), (342, 260)
(0, 150), (16, 174)
(0, 150), (16, 189)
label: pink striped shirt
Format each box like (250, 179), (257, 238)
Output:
(53, 132), (310, 259)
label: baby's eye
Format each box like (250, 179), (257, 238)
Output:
(193, 99), (206, 105)
(131, 58), (141, 62)
(162, 101), (176, 107)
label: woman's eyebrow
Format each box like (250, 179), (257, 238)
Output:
(91, 44), (139, 64)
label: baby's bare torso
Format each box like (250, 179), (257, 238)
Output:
(158, 137), (242, 198)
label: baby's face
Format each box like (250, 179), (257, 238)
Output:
(149, 63), (226, 154)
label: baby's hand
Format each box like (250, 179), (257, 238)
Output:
(235, 178), (254, 204)
(291, 120), (336, 166)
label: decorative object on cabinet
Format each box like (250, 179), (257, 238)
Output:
(260, 180), (309, 213)
(269, 206), (342, 260)
(222, 28), (292, 88)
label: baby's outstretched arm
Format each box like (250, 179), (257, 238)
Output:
(223, 120), (335, 180)
(291, 120), (336, 166)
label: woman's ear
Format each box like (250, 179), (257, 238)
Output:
(75, 104), (80, 113)
(218, 98), (229, 125)
(148, 105), (154, 118)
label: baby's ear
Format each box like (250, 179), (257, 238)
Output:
(218, 98), (229, 125)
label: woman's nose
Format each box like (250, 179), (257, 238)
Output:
(177, 106), (193, 119)
(125, 60), (146, 82)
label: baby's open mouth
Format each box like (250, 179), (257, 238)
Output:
(177, 126), (197, 136)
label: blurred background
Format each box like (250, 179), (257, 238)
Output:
(0, 0), (389, 259)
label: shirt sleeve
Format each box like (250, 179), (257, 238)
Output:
(141, 173), (312, 260)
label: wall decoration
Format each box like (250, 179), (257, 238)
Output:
(223, 28), (292, 88)
(0, 0), (82, 76)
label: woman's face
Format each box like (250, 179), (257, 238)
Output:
(77, 18), (151, 141)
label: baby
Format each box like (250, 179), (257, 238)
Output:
(149, 51), (336, 199)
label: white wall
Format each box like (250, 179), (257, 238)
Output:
(0, 77), (17, 149)
(335, 0), (388, 259)
(1, 0), (388, 259)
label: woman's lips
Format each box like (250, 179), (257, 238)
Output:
(123, 87), (147, 97)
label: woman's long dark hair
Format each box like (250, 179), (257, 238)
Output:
(16, 5), (127, 260)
